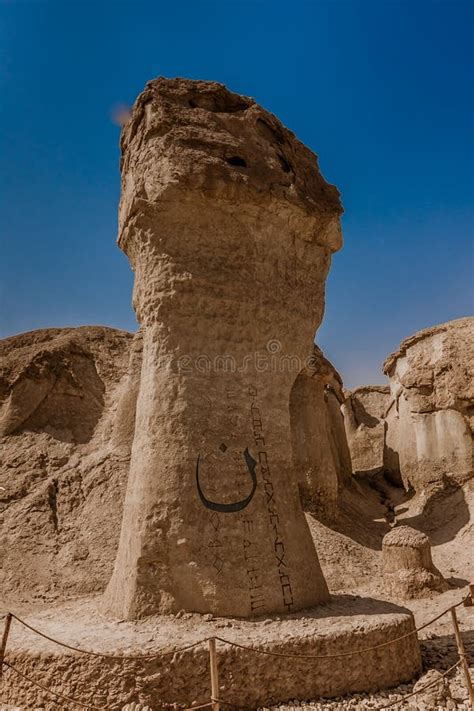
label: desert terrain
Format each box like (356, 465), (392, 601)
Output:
(0, 78), (472, 710)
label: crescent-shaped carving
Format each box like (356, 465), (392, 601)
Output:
(196, 447), (258, 513)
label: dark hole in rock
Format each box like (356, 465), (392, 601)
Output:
(278, 155), (293, 173)
(187, 95), (250, 113)
(144, 125), (170, 142)
(226, 156), (247, 168)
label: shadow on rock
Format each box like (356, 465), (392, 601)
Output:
(399, 477), (471, 547)
(421, 629), (474, 669)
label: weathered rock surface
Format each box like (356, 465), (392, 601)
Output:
(342, 319), (474, 497)
(290, 345), (352, 518)
(384, 317), (473, 492)
(103, 76), (343, 619)
(382, 525), (449, 598)
(342, 385), (390, 475)
(0, 326), (140, 602)
(1, 595), (421, 709)
(411, 668), (452, 707)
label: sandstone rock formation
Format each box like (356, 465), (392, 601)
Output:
(342, 385), (390, 476)
(290, 345), (352, 518)
(384, 317), (473, 492)
(102, 77), (343, 619)
(0, 326), (139, 602)
(382, 525), (448, 598)
(2, 595), (421, 709)
(342, 318), (474, 498)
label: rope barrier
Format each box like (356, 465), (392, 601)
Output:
(214, 596), (467, 660)
(7, 594), (467, 664)
(10, 613), (208, 660)
(2, 659), (106, 710)
(377, 659), (462, 709)
(0, 658), (468, 711)
(1, 591), (471, 710)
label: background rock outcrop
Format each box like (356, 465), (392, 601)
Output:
(384, 317), (473, 492)
(342, 318), (473, 497)
(0, 326), (139, 603)
(342, 385), (390, 476)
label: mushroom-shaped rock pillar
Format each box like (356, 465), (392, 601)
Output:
(102, 78), (343, 619)
(382, 526), (448, 599)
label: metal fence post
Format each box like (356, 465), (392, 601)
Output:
(450, 606), (474, 708)
(208, 637), (220, 711)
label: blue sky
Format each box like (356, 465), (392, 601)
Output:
(0, 0), (472, 387)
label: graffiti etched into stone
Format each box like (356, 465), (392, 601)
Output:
(249, 385), (295, 611)
(241, 516), (266, 611)
(208, 511), (224, 574)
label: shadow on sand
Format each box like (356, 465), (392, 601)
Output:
(309, 473), (471, 552)
(399, 477), (471, 546)
(420, 628), (474, 668)
(244, 593), (414, 624)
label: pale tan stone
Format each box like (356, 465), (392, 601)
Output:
(102, 77), (343, 619)
(384, 317), (473, 491)
(343, 319), (473, 493)
(1, 596), (421, 709)
(382, 525), (448, 598)
(290, 345), (352, 518)
(0, 326), (136, 602)
(342, 385), (390, 475)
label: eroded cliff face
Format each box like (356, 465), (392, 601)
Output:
(102, 77), (343, 619)
(342, 386), (390, 476)
(383, 317), (473, 492)
(290, 346), (352, 519)
(0, 326), (140, 603)
(342, 318), (473, 495)
(0, 323), (349, 606)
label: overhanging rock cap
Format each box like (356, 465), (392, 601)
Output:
(118, 76), (343, 252)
